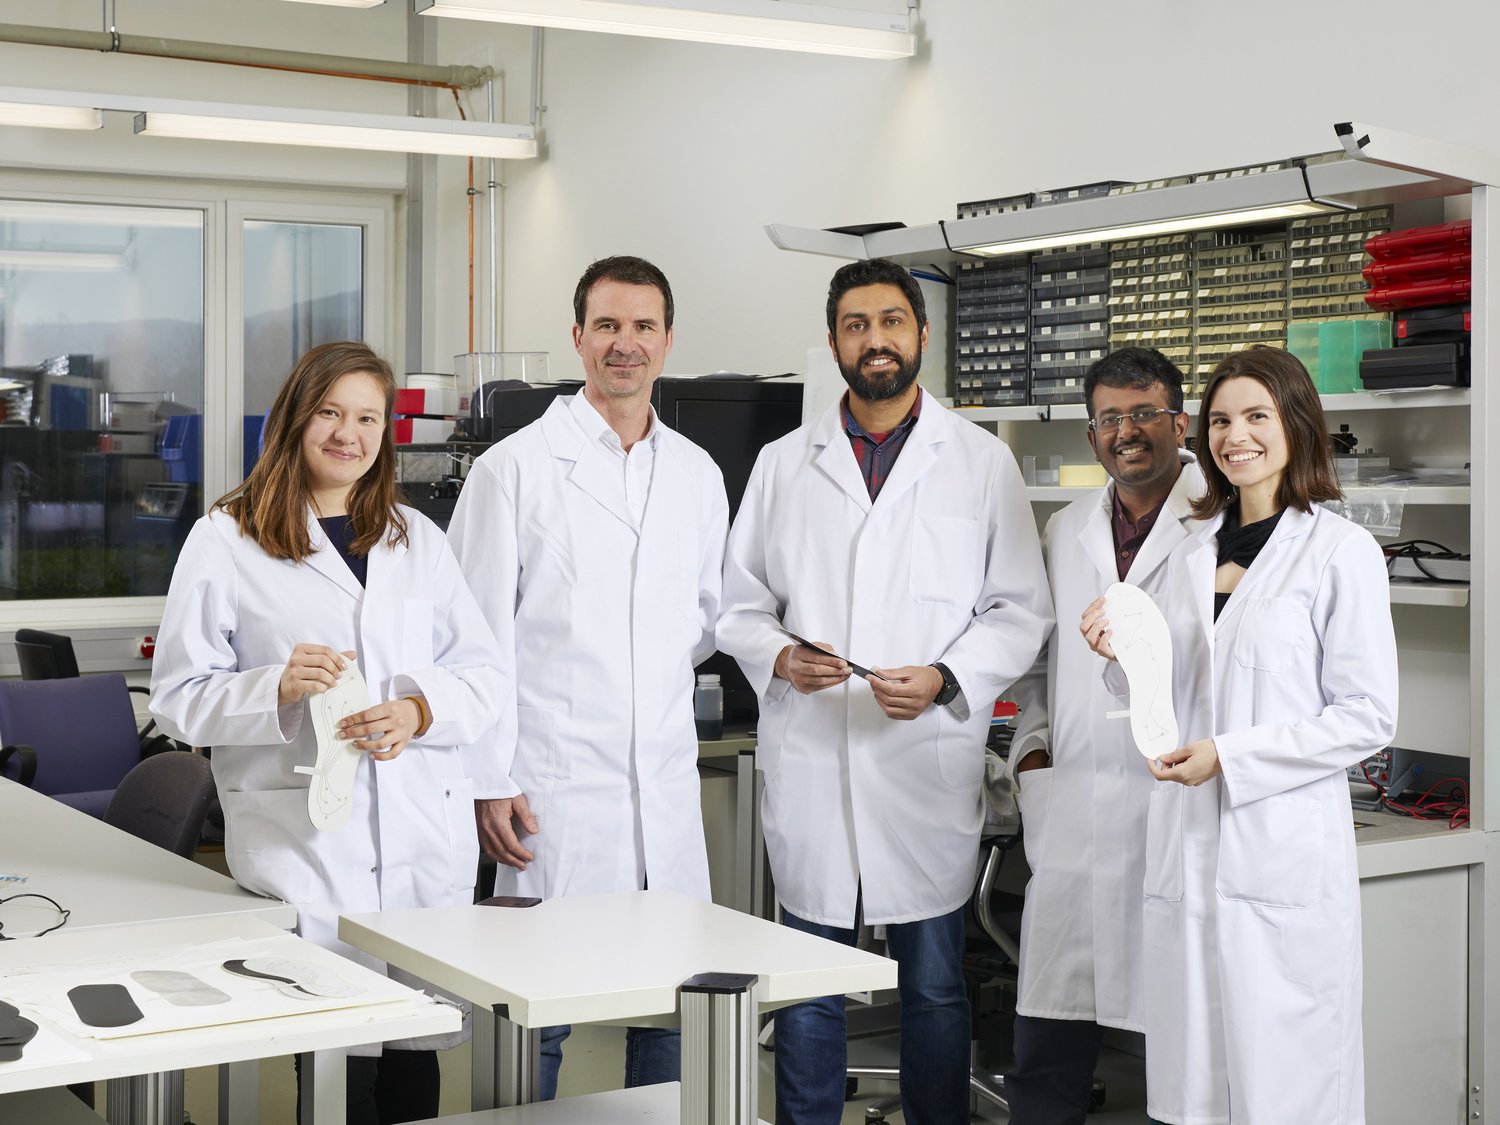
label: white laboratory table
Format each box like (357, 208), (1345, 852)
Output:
(0, 914), (458, 1125)
(0, 775), (297, 1124)
(341, 889), (897, 1125)
(0, 775), (296, 934)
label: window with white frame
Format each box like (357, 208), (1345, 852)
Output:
(0, 181), (392, 620)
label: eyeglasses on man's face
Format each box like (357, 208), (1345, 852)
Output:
(1087, 407), (1184, 433)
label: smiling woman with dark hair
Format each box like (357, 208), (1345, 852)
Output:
(1083, 344), (1397, 1124)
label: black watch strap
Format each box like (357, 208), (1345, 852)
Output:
(931, 663), (959, 707)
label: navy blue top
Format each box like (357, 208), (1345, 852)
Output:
(318, 515), (367, 587)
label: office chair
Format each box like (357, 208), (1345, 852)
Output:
(104, 750), (217, 859)
(12, 628), (174, 755)
(0, 674), (153, 817)
(14, 628), (80, 678)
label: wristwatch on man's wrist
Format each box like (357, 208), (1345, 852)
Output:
(930, 662), (960, 707)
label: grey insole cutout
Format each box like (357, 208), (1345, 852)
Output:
(130, 969), (231, 1007)
(67, 983), (144, 1028)
(0, 1000), (39, 1062)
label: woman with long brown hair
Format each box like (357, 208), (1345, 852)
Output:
(1084, 345), (1397, 1123)
(150, 341), (508, 1123)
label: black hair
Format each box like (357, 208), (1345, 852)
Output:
(1083, 346), (1186, 418)
(825, 258), (927, 336)
(572, 255), (674, 330)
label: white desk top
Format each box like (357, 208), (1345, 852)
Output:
(340, 889), (897, 1028)
(0, 776), (295, 936)
(0, 914), (458, 1094)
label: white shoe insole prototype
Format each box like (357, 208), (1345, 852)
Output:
(294, 663), (370, 832)
(1101, 582), (1179, 759)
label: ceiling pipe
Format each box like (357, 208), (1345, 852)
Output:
(0, 20), (492, 89)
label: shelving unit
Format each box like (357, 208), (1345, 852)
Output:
(768, 122), (1499, 1124)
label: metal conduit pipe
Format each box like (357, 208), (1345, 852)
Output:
(0, 21), (493, 89)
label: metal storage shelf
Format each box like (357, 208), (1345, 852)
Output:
(955, 387), (1471, 423)
(1024, 485), (1468, 506)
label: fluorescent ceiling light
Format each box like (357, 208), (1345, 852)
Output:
(0, 249), (125, 271)
(0, 199), (203, 229)
(962, 202), (1336, 257)
(418, 0), (916, 60)
(279, 0), (385, 6)
(0, 100), (102, 131)
(135, 103), (537, 159)
(0, 85), (537, 159)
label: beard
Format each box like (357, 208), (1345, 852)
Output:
(838, 347), (922, 402)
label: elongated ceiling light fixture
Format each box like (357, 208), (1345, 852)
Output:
(0, 100), (102, 130)
(134, 100), (537, 159)
(278, 0), (385, 6)
(417, 0), (916, 59)
(0, 86), (536, 159)
(0, 249), (125, 271)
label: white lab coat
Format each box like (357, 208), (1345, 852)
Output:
(447, 395), (728, 902)
(1008, 457), (1204, 1032)
(717, 391), (1053, 927)
(1139, 504), (1398, 1125)
(150, 507), (507, 1050)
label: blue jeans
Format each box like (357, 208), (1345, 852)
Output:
(775, 905), (970, 1125)
(538, 1023), (680, 1100)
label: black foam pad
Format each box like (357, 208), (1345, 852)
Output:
(67, 984), (144, 1028)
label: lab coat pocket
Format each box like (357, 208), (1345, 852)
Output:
(220, 788), (330, 907)
(909, 515), (983, 607)
(1216, 793), (1323, 909)
(402, 598), (436, 668)
(1015, 765), (1055, 872)
(516, 703), (568, 785)
(934, 707), (983, 790)
(439, 775), (480, 896)
(1233, 596), (1305, 674)
(1142, 784), (1184, 903)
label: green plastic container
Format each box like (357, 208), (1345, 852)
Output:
(1318, 319), (1392, 394)
(1287, 322), (1321, 386)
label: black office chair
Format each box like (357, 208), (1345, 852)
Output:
(104, 751), (217, 859)
(14, 628), (80, 679)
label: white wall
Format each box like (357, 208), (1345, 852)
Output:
(424, 0), (1500, 389)
(4, 1), (1500, 386)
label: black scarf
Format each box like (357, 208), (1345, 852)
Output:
(1215, 506), (1284, 569)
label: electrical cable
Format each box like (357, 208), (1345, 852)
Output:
(1383, 539), (1470, 585)
(0, 892), (71, 939)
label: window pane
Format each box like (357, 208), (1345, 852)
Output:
(242, 221), (363, 474)
(0, 199), (205, 600)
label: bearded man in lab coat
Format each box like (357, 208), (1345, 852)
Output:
(448, 255), (729, 1098)
(718, 258), (1052, 1125)
(1003, 347), (1202, 1125)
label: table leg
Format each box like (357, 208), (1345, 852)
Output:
(680, 973), (760, 1125)
(105, 1071), (183, 1125)
(219, 1060), (260, 1125)
(471, 1003), (497, 1110)
(734, 749), (756, 915)
(495, 1011), (541, 1107)
(298, 1048), (347, 1125)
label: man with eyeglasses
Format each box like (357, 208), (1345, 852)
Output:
(1003, 347), (1202, 1125)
